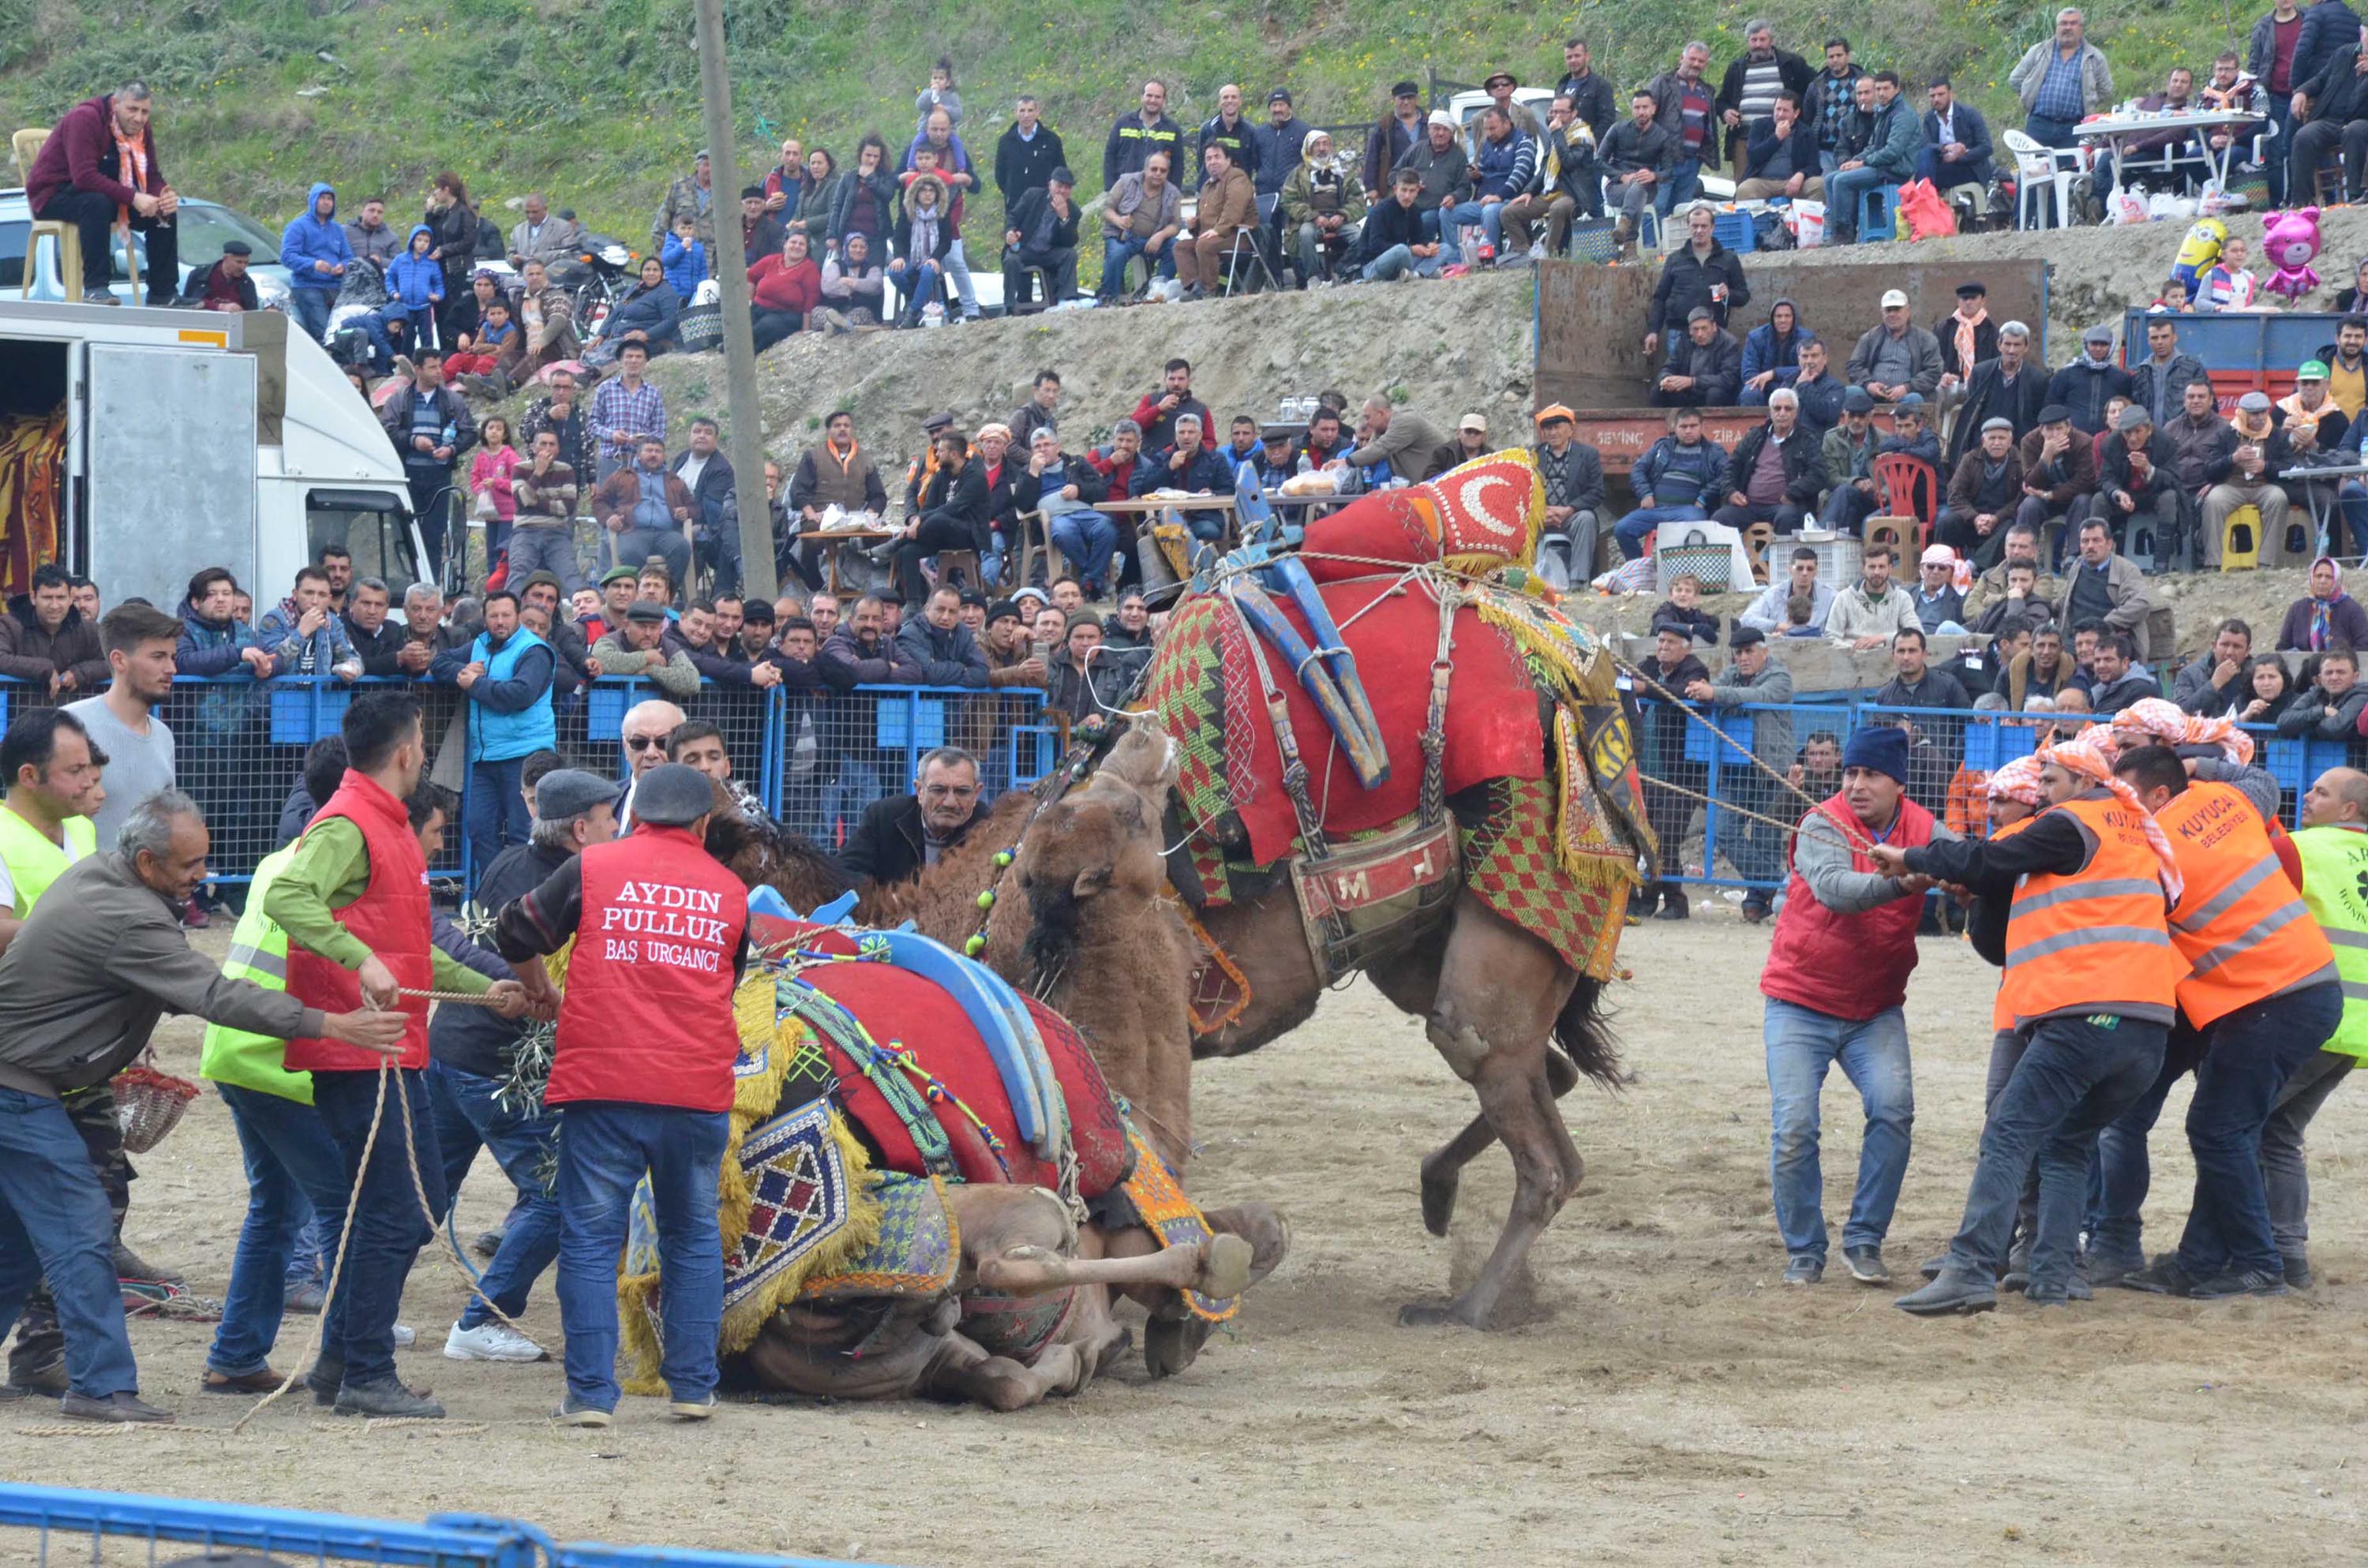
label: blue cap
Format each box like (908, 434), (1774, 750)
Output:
(1842, 724), (1911, 785)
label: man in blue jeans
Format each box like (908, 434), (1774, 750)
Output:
(1441, 106), (1534, 267)
(1755, 725), (1951, 1286)
(1096, 150), (1182, 301)
(429, 769), (618, 1364)
(494, 764), (750, 1427)
(429, 589), (556, 886)
(0, 790), (405, 1422)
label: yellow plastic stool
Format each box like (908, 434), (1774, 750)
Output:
(21, 219), (81, 301)
(2220, 505), (2260, 571)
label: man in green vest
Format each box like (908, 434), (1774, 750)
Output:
(0, 707), (111, 1397)
(2265, 765), (2368, 1289)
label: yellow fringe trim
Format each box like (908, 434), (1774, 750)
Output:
(1551, 706), (1646, 895)
(616, 972), (882, 1395)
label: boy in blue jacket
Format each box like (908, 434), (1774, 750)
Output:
(384, 225), (446, 354)
(660, 216), (708, 298)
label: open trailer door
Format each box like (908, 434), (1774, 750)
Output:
(85, 340), (259, 608)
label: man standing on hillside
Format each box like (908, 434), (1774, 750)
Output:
(995, 95), (1067, 204)
(25, 82), (177, 307)
(1362, 80), (1428, 196)
(1103, 80), (1184, 190)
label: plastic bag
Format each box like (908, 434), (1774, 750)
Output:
(1895, 178), (1958, 241)
(2111, 183), (2152, 226)
(1790, 200), (1827, 249)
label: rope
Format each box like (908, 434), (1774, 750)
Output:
(1635, 769), (1859, 842)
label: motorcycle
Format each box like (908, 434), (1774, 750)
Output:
(546, 226), (634, 338)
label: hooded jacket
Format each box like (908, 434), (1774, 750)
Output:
(280, 181), (354, 294)
(384, 225), (445, 311)
(1740, 302), (1805, 393)
(2046, 352), (2136, 436)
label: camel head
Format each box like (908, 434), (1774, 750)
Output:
(699, 774), (854, 910)
(1013, 725), (1177, 982)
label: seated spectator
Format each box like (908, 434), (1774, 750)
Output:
(2194, 234), (2262, 311)
(1613, 407), (1726, 560)
(2276, 360), (2349, 465)
(1097, 150), (1182, 302)
(1944, 321), (2048, 472)
(1002, 167), (1081, 310)
(1532, 406), (1606, 587)
(1018, 426), (1116, 596)
(1356, 167), (1443, 282)
(1782, 594), (1819, 635)
(2003, 622), (2074, 709)
(2054, 516), (2164, 661)
(1819, 394), (1936, 535)
(1908, 544), (1966, 634)
(886, 172), (957, 328)
(1917, 76), (1995, 193)
(739, 185), (788, 271)
(1961, 522), (2060, 623)
(588, 601), (699, 698)
(1789, 336), (1848, 435)
(896, 428), (989, 604)
(972, 424), (1024, 585)
(1968, 559), (2054, 638)
(2093, 634), (2169, 720)
(1650, 574), (1721, 644)
(896, 586), (991, 688)
(814, 232), (886, 331)
(1441, 106), (1535, 268)
(2011, 405), (2096, 550)
(1599, 91), (1679, 245)
(1846, 290), (1942, 402)
(1425, 414), (1489, 478)
(1739, 546), (1834, 634)
(595, 256), (682, 358)
(444, 298), (516, 390)
(1711, 387), (1826, 539)
(1652, 308), (1743, 409)
(839, 746), (988, 888)
(2280, 556), (2368, 650)
(1826, 542), (1920, 649)
(1395, 112), (1474, 234)
(2238, 656), (2298, 726)
(2095, 406), (2189, 570)
(1936, 417), (2027, 567)
(343, 575), (407, 676)
(1873, 624), (1971, 716)
(1043, 611), (1130, 727)
(1336, 395), (1444, 487)
(1735, 90), (1822, 199)
(1172, 142), (1260, 301)
(591, 437), (696, 595)
(747, 231), (822, 351)
(257, 567), (362, 680)
(1154, 414), (1235, 541)
(2171, 617), (2257, 717)
(0, 563), (107, 698)
(1826, 71), (1919, 242)
(180, 240), (260, 312)
(507, 427), (582, 595)
(2202, 391), (2293, 568)
(1738, 299), (1808, 406)
(1280, 130), (1366, 285)
(2047, 324), (2134, 436)
(1502, 94), (1600, 258)
(2280, 643), (2368, 735)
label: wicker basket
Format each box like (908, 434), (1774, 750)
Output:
(111, 1064), (201, 1154)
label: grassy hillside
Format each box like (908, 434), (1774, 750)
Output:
(2, 0), (2234, 248)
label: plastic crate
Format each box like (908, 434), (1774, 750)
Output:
(1567, 216), (1621, 264)
(1796, 533), (1863, 590)
(1713, 210), (1756, 253)
(1684, 709), (1755, 767)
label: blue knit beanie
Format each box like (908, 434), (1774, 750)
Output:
(1842, 724), (1910, 785)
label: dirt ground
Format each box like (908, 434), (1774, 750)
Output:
(8, 915), (2368, 1567)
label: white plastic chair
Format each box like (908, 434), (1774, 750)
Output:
(2004, 128), (2086, 230)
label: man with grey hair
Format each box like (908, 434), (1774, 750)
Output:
(507, 193), (582, 270)
(0, 791), (403, 1422)
(25, 81), (178, 305)
(2008, 7), (2115, 148)
(2203, 390), (2295, 567)
(615, 698), (688, 833)
(1715, 20), (1812, 171)
(1945, 319), (2048, 468)
(426, 768), (615, 1366)
(1712, 387), (1826, 538)
(838, 745), (987, 887)
(1644, 40), (1721, 213)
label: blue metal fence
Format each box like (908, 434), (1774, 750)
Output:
(1639, 698), (2313, 893)
(24, 675), (1057, 891)
(0, 1482), (901, 1567)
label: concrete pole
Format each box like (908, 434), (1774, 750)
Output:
(693, 0), (778, 603)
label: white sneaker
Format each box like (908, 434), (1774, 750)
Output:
(392, 1323), (415, 1349)
(443, 1319), (548, 1363)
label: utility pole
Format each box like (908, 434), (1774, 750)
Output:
(693, 0), (778, 602)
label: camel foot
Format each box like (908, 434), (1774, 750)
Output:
(1199, 1233), (1254, 1301)
(1418, 1153), (1460, 1238)
(1396, 1297), (1490, 1330)
(1144, 1312), (1215, 1379)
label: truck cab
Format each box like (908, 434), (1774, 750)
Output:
(0, 300), (410, 612)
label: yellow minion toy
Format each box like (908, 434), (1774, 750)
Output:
(2170, 216), (2227, 303)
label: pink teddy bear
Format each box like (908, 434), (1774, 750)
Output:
(2263, 207), (2323, 301)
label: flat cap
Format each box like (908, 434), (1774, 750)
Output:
(624, 599), (669, 623)
(2118, 406), (2154, 431)
(632, 763), (717, 827)
(1842, 387), (1876, 414)
(599, 566), (640, 587)
(1981, 416), (2015, 433)
(534, 769), (620, 821)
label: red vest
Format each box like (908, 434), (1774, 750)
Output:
(550, 825), (750, 1112)
(284, 770), (434, 1072)
(1761, 792), (1939, 1021)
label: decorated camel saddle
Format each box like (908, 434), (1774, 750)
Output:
(617, 911), (1283, 1409)
(1144, 451), (1656, 1025)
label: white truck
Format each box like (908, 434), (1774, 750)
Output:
(0, 299), (414, 613)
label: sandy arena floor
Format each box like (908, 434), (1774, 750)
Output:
(6, 914), (2366, 1567)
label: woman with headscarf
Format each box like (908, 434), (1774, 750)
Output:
(2277, 557), (2368, 651)
(1278, 128), (1366, 286)
(1875, 726), (2184, 1315)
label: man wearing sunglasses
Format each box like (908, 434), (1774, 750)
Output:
(615, 698), (687, 832)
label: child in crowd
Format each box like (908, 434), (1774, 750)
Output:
(661, 216), (709, 298)
(468, 414), (521, 562)
(2194, 235), (2261, 312)
(1650, 573), (1722, 645)
(444, 298), (513, 384)
(385, 224), (445, 354)
(1782, 593), (1819, 636)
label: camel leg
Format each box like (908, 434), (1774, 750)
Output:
(1400, 894), (1579, 1330)
(926, 1330), (1088, 1412)
(1418, 1050), (1581, 1238)
(976, 1236), (1253, 1301)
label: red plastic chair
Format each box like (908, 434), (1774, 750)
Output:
(1873, 451), (1941, 556)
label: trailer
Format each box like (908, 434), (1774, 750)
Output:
(0, 299), (411, 611)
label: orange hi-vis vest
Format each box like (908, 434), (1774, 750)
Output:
(2159, 780), (2338, 1027)
(1988, 815), (2035, 1034)
(1999, 794), (2183, 1031)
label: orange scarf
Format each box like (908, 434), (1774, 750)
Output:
(112, 129), (151, 225)
(1953, 307), (1988, 377)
